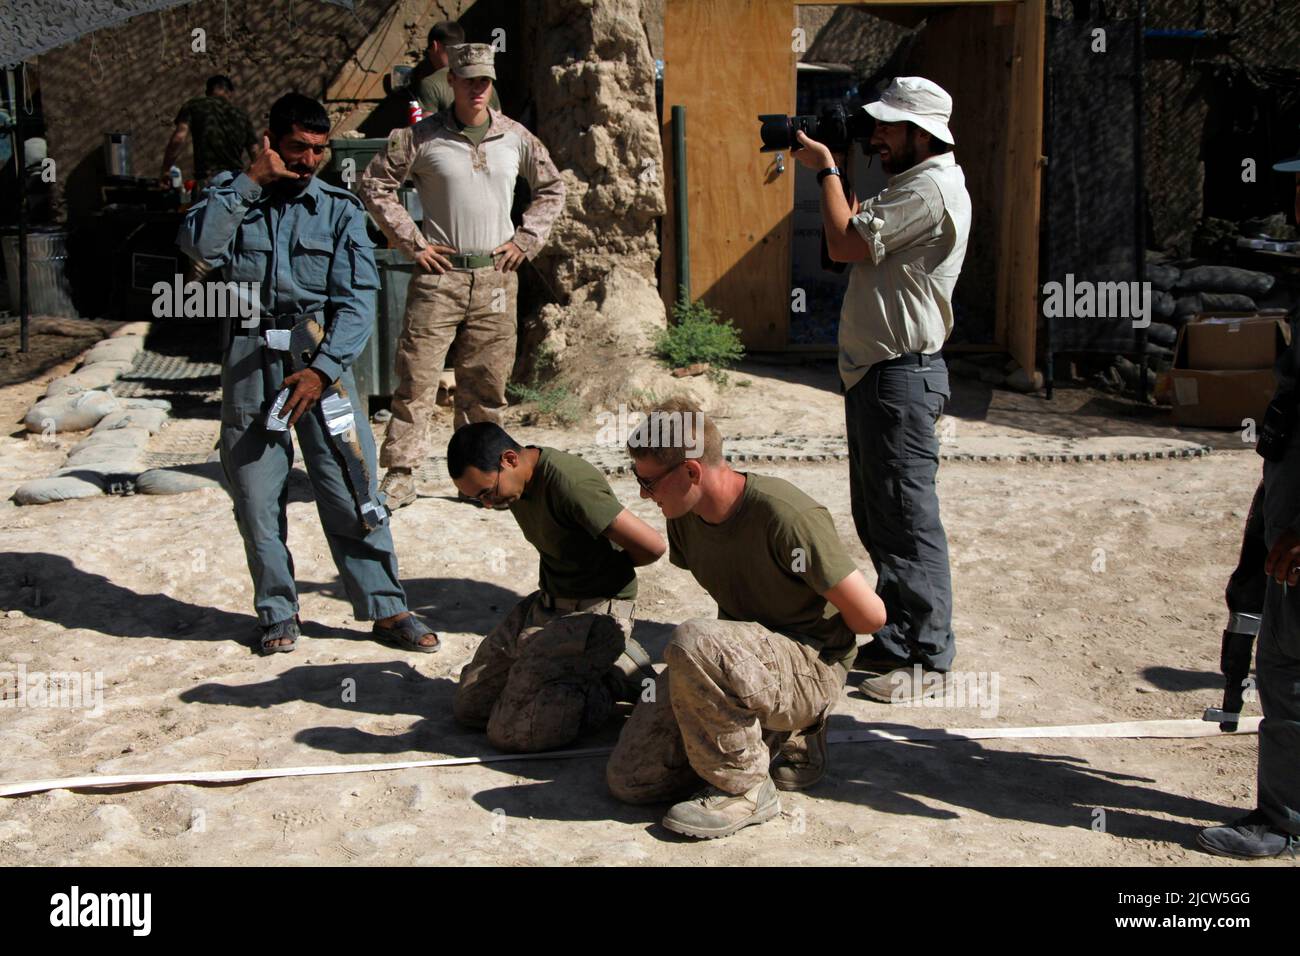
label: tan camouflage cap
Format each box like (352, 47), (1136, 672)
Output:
(448, 43), (496, 80)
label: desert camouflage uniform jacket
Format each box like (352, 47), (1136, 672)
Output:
(359, 108), (565, 261)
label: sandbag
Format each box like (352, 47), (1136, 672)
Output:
(1202, 292), (1260, 312)
(1153, 290), (1176, 319)
(136, 462), (225, 495)
(120, 398), (172, 412)
(1147, 263), (1180, 291)
(1177, 265), (1275, 298)
(55, 460), (141, 478)
(63, 429), (148, 469)
(94, 407), (169, 434)
(24, 390), (119, 433)
(69, 427), (151, 457)
(1147, 322), (1178, 347)
(61, 451), (145, 472)
(1174, 292), (1257, 318)
(82, 336), (144, 365)
(45, 363), (127, 396)
(13, 474), (105, 505)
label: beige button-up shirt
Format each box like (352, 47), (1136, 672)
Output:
(359, 108), (565, 260)
(838, 152), (971, 390)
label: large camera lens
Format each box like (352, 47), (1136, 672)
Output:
(758, 114), (818, 153)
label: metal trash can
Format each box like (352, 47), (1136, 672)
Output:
(1, 227), (78, 317)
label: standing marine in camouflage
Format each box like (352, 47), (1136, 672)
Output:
(606, 400), (887, 839)
(447, 423), (665, 752)
(360, 42), (566, 509)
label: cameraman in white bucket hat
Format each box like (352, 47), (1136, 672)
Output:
(794, 76), (971, 704)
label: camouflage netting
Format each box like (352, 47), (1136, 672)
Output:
(1, 0), (187, 68)
(0, 0), (357, 69)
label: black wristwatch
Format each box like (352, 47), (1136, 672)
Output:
(817, 166), (842, 185)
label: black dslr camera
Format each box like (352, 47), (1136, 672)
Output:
(757, 103), (874, 153)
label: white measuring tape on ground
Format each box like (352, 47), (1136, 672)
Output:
(0, 717), (1260, 798)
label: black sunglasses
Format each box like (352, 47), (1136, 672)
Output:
(634, 460), (685, 494)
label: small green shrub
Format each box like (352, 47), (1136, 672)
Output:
(655, 290), (745, 370)
(506, 382), (582, 427)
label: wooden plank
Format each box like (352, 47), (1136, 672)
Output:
(794, 0), (1012, 4)
(662, 0), (795, 351)
(893, 3), (1015, 350)
(995, 0), (1045, 375)
(326, 0), (477, 105)
(660, 113), (678, 316)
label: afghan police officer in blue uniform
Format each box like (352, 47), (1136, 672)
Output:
(1198, 146), (1300, 859)
(178, 93), (439, 656)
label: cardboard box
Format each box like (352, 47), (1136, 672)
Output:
(1169, 368), (1277, 427)
(1169, 317), (1288, 427)
(1183, 312), (1290, 371)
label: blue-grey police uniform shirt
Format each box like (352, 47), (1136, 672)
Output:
(176, 170), (380, 384)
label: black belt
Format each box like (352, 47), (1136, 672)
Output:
(538, 592), (634, 616)
(876, 351), (942, 369)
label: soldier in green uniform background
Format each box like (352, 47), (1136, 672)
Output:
(161, 75), (259, 186)
(178, 93), (437, 656)
(410, 21), (500, 116)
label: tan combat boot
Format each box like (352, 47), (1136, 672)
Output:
(605, 636), (656, 703)
(859, 663), (948, 704)
(770, 714), (828, 792)
(380, 468), (417, 510)
(661, 777), (780, 839)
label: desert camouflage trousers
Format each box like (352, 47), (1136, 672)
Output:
(380, 266), (518, 469)
(606, 618), (849, 803)
(454, 590), (636, 753)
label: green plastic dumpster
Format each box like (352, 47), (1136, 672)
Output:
(352, 248), (415, 413)
(325, 138), (388, 190)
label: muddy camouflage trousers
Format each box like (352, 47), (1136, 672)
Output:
(454, 591), (636, 753)
(380, 267), (519, 468)
(606, 618), (849, 803)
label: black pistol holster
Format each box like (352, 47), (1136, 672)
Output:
(1256, 391), (1297, 463)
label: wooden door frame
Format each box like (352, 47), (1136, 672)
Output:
(664, 0), (1045, 373)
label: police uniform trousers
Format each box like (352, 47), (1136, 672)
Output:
(218, 334), (409, 627)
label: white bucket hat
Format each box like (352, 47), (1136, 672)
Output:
(864, 76), (956, 146)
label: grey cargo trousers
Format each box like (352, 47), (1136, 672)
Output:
(1258, 440), (1300, 836)
(218, 335), (409, 627)
(844, 352), (955, 671)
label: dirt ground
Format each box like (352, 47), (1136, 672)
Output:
(0, 350), (1291, 866)
(0, 318), (122, 389)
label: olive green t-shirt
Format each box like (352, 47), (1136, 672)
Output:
(451, 111), (492, 147)
(509, 447), (637, 600)
(414, 67), (501, 115)
(667, 473), (859, 663)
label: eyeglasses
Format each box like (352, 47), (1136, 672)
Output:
(475, 471), (501, 506)
(634, 460), (684, 495)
